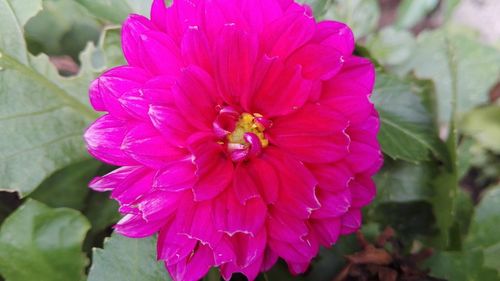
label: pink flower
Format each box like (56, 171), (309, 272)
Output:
(84, 0), (382, 280)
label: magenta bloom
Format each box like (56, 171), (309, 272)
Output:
(84, 0), (382, 280)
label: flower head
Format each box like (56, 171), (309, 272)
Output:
(84, 0), (382, 280)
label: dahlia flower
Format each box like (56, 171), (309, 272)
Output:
(84, 0), (382, 280)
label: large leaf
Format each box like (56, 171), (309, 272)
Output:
(400, 27), (500, 124)
(395, 0), (439, 29)
(75, 0), (153, 23)
(321, 0), (380, 38)
(462, 105), (500, 153)
(374, 159), (435, 203)
(466, 186), (500, 249)
(25, 0), (101, 60)
(372, 73), (447, 163)
(0, 0), (100, 196)
(88, 234), (171, 281)
(365, 27), (416, 67)
(0, 200), (90, 281)
(30, 159), (101, 210)
(427, 249), (499, 281)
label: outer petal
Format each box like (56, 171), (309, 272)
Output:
(306, 162), (352, 193)
(321, 56), (375, 125)
(261, 5), (315, 58)
(121, 123), (188, 168)
(268, 104), (350, 163)
(149, 105), (195, 147)
(90, 66), (150, 118)
(114, 213), (163, 238)
(350, 176), (376, 208)
(139, 31), (182, 76)
(154, 159), (197, 192)
(84, 114), (137, 166)
(311, 20), (355, 55)
(286, 43), (344, 80)
(310, 188), (351, 219)
(340, 208), (362, 235)
(264, 149), (320, 219)
(122, 15), (154, 67)
(89, 166), (140, 192)
(310, 218), (341, 247)
(213, 189), (267, 236)
(166, 244), (214, 281)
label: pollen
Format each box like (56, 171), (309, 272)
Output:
(228, 113), (269, 147)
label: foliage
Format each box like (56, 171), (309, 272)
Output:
(0, 0), (499, 280)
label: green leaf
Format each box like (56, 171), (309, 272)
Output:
(395, 0), (439, 29)
(88, 233), (171, 281)
(484, 243), (500, 275)
(427, 249), (499, 281)
(372, 73), (447, 163)
(25, 0), (101, 60)
(99, 26), (126, 68)
(0, 0), (101, 196)
(75, 0), (153, 23)
(400, 27), (500, 124)
(322, 0), (380, 38)
(466, 185), (500, 249)
(0, 0), (41, 64)
(0, 199), (90, 281)
(462, 105), (500, 153)
(374, 159), (435, 203)
(30, 159), (101, 210)
(365, 27), (416, 67)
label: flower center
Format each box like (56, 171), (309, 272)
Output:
(213, 107), (271, 162)
(227, 113), (269, 148)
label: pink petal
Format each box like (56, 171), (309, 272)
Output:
(148, 105), (194, 147)
(173, 66), (220, 130)
(175, 200), (222, 246)
(121, 15), (154, 67)
(84, 114), (137, 166)
(350, 176), (376, 208)
(157, 219), (197, 264)
(269, 104), (350, 163)
(213, 189), (267, 236)
(215, 23), (258, 105)
(345, 115), (383, 174)
(288, 261), (310, 275)
(166, 243), (214, 281)
(261, 248), (278, 271)
(121, 123), (188, 168)
(311, 21), (355, 55)
(89, 166), (140, 192)
(267, 209), (308, 243)
(154, 159), (197, 192)
(287, 43), (344, 80)
(118, 89), (150, 120)
(249, 57), (313, 117)
(320, 57), (375, 125)
(139, 30), (182, 76)
(340, 208), (362, 235)
(110, 168), (155, 205)
(188, 133), (233, 201)
(90, 66), (150, 118)
(311, 188), (351, 219)
(181, 26), (213, 73)
(265, 149), (320, 218)
(230, 230), (266, 268)
(310, 218), (342, 247)
(134, 190), (185, 221)
(306, 162), (353, 193)
(261, 5), (315, 58)
(114, 213), (162, 238)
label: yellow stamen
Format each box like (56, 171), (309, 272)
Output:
(227, 113), (269, 147)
